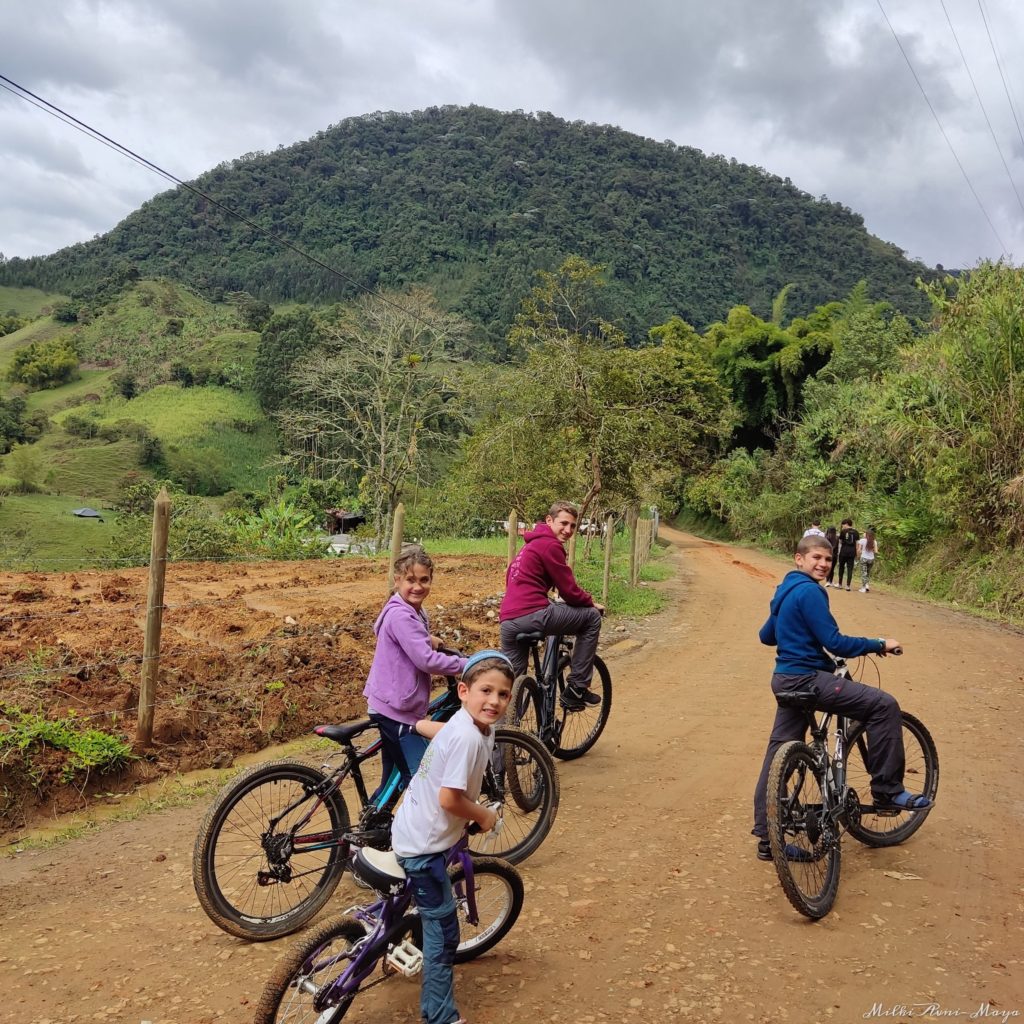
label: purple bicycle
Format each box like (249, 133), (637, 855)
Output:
(253, 826), (523, 1023)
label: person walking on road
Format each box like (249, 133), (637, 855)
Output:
(824, 526), (839, 587)
(836, 518), (859, 592)
(858, 526), (879, 592)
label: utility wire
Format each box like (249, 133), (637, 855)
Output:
(875, 0), (1008, 255)
(0, 74), (441, 331)
(976, 0), (1024, 153)
(940, 0), (1024, 217)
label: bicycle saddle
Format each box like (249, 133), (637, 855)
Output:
(516, 631), (545, 643)
(313, 719), (376, 743)
(774, 689), (818, 710)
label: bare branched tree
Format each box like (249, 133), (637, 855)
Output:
(279, 289), (468, 544)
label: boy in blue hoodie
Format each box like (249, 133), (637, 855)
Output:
(752, 534), (932, 860)
(364, 548), (467, 799)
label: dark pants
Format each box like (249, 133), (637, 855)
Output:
(368, 712), (428, 805)
(499, 601), (603, 690)
(836, 554), (856, 588)
(752, 670), (905, 837)
(399, 852), (460, 1024)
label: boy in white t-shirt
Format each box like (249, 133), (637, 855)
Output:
(391, 650), (514, 1024)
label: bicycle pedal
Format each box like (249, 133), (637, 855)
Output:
(386, 938), (423, 977)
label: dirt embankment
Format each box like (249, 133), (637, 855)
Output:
(0, 556), (506, 835)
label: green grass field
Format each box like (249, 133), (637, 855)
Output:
(22, 369), (114, 414)
(0, 286), (67, 318)
(0, 493), (118, 570)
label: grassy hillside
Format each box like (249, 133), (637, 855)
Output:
(0, 286), (66, 317)
(0, 493), (118, 570)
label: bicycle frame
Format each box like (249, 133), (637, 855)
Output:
(523, 636), (567, 745)
(264, 678), (468, 873)
(309, 840), (480, 1011)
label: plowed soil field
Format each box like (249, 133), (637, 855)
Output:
(0, 555), (506, 834)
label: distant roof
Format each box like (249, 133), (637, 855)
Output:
(71, 507), (103, 518)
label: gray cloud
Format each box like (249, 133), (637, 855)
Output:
(1, 0), (1023, 268)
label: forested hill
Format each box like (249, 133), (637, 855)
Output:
(1, 105), (935, 339)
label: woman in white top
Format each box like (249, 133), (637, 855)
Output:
(857, 527), (878, 592)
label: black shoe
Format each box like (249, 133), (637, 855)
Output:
(560, 685), (601, 711)
(756, 839), (772, 861)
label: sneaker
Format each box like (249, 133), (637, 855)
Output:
(560, 685), (601, 711)
(859, 587), (867, 593)
(756, 839), (772, 861)
(845, 585), (851, 591)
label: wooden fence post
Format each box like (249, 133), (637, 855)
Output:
(137, 487), (170, 750)
(507, 509), (518, 568)
(386, 502), (406, 592)
(628, 507), (639, 586)
(602, 512), (615, 607)
(567, 530), (577, 570)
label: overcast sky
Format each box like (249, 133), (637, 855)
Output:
(3, 0), (1024, 269)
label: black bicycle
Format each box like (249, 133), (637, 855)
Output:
(193, 674), (558, 941)
(766, 654), (939, 919)
(508, 632), (612, 760)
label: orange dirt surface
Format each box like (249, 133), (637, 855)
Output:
(1, 529), (1021, 1024)
(0, 555), (506, 835)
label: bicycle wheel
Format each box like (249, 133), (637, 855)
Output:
(468, 727), (559, 864)
(554, 654), (612, 760)
(767, 741), (841, 920)
(449, 857), (524, 963)
(253, 916), (365, 1023)
(506, 675), (546, 809)
(193, 760), (350, 941)
(845, 711), (939, 847)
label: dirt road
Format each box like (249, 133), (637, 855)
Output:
(2, 529), (1021, 1024)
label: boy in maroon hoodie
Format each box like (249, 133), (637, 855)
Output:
(499, 501), (604, 710)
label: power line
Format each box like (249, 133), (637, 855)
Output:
(875, 0), (1008, 255)
(976, 0), (1024, 153)
(0, 74), (441, 331)
(940, 0), (1024, 217)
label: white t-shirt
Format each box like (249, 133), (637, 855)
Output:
(391, 707), (494, 857)
(857, 537), (878, 561)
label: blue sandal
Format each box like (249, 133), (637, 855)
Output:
(874, 790), (932, 811)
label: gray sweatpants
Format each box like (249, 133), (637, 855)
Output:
(499, 602), (603, 690)
(751, 669), (904, 837)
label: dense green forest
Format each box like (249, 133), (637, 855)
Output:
(0, 106), (936, 347)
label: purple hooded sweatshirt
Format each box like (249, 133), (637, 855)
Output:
(362, 593), (467, 725)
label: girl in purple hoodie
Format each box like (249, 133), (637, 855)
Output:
(363, 548), (467, 797)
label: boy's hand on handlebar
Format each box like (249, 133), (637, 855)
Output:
(882, 640), (903, 656)
(477, 804), (499, 834)
(594, 603), (605, 616)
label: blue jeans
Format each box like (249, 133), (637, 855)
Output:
(368, 713), (429, 806)
(398, 852), (460, 1024)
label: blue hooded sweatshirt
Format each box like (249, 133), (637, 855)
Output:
(759, 570), (886, 674)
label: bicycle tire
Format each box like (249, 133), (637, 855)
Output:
(193, 760), (350, 941)
(507, 676), (547, 808)
(553, 654), (612, 760)
(767, 741), (841, 920)
(449, 857), (524, 963)
(253, 915), (365, 1023)
(845, 711), (939, 847)
(468, 727), (559, 864)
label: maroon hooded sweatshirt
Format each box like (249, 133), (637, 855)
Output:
(499, 522), (595, 620)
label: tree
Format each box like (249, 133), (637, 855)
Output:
(463, 261), (734, 521)
(6, 442), (46, 493)
(279, 289), (469, 543)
